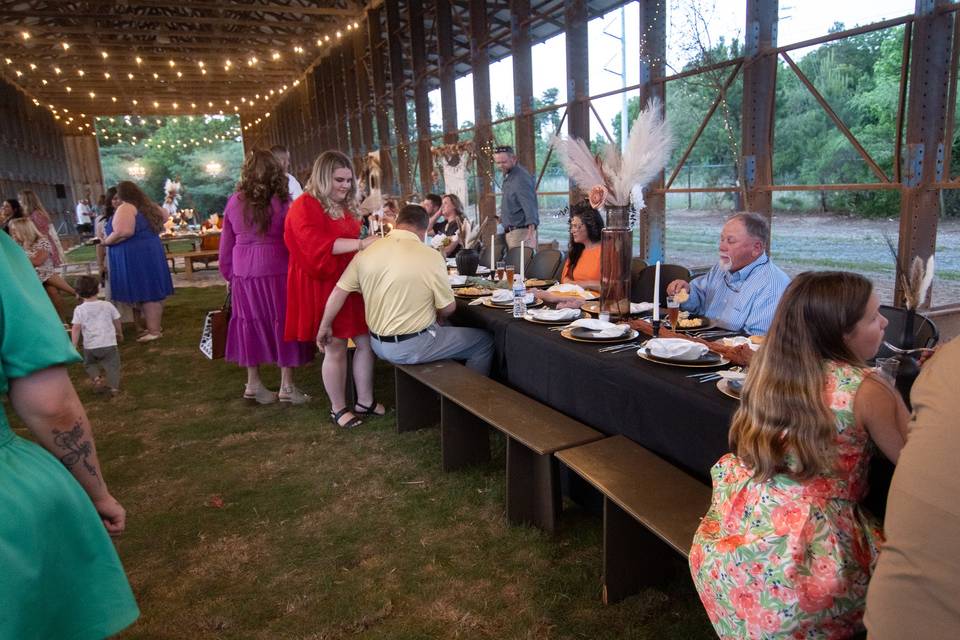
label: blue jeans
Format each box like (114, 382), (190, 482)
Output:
(370, 323), (494, 375)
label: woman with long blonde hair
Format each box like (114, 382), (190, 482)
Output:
(18, 190), (72, 317)
(284, 150), (382, 424)
(101, 181), (173, 342)
(8, 215), (76, 323)
(690, 271), (909, 639)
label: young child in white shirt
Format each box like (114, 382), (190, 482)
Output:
(71, 275), (123, 395)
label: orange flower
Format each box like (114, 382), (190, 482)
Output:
(716, 534), (749, 553)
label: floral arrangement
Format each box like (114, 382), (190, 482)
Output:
(884, 235), (935, 310)
(550, 98), (673, 210)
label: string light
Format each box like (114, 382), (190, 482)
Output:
(101, 51), (109, 59)
(62, 42), (70, 50)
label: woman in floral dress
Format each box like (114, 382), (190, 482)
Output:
(690, 271), (909, 639)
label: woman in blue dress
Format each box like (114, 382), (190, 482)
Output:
(0, 230), (139, 638)
(102, 181), (174, 343)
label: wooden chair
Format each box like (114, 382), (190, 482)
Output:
(526, 248), (564, 281)
(631, 263), (690, 303)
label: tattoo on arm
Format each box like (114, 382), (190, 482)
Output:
(52, 421), (100, 482)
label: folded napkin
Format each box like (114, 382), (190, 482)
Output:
(448, 275), (467, 286)
(569, 318), (630, 338)
(490, 289), (534, 304)
(476, 265), (491, 275)
(630, 302), (655, 314)
(468, 296), (490, 306)
(445, 257), (457, 266)
(645, 338), (709, 361)
(722, 336), (761, 352)
(529, 307), (580, 321)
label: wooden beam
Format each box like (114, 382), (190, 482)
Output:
(352, 22), (375, 158)
(409, 0), (434, 194)
(341, 43), (363, 166)
(435, 0), (458, 145)
(72, 0), (357, 18)
(385, 0), (412, 195)
(367, 5), (394, 193)
(469, 0), (495, 224)
(511, 1), (535, 176)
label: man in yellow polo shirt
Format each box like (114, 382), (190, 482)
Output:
(316, 204), (494, 375)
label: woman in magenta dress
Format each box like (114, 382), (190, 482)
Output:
(284, 150), (382, 427)
(689, 271), (910, 639)
(219, 149), (314, 404)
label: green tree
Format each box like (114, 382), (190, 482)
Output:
(98, 114), (243, 214)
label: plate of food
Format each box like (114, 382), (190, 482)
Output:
(454, 286), (496, 298)
(668, 312), (714, 332)
(524, 278), (556, 289)
(482, 296), (543, 309)
(716, 378), (743, 400)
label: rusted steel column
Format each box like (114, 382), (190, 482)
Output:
(367, 6), (395, 193)
(740, 0), (778, 225)
(511, 1), (535, 176)
(470, 0), (496, 224)
(341, 44), (363, 168)
(565, 0), (589, 201)
(409, 0), (435, 193)
(385, 0), (413, 195)
(897, 0), (954, 306)
(435, 0), (458, 145)
(353, 22), (375, 158)
(639, 0), (667, 263)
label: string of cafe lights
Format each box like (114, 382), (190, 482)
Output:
(3, 16), (362, 132)
(93, 115), (242, 150)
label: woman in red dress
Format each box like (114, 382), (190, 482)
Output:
(284, 151), (383, 428)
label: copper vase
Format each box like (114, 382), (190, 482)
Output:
(600, 205), (632, 316)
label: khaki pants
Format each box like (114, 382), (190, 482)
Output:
(505, 227), (536, 249)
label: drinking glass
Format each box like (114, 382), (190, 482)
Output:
(874, 357), (900, 384)
(666, 295), (680, 328)
(495, 260), (506, 282)
(504, 264), (515, 283)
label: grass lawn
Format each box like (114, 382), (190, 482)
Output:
(16, 286), (716, 639)
(66, 240), (197, 264)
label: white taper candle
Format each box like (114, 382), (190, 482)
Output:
(652, 260), (661, 321)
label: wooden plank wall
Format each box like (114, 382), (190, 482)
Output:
(63, 134), (105, 207)
(0, 77), (77, 230)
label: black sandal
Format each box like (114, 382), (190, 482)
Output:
(353, 399), (386, 416)
(330, 408), (363, 429)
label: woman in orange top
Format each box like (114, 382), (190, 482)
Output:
(560, 204), (603, 288)
(284, 151), (382, 427)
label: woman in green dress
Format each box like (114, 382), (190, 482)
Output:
(0, 231), (139, 638)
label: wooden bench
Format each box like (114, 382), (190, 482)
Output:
(555, 435), (711, 604)
(394, 360), (604, 532)
(167, 249), (219, 278)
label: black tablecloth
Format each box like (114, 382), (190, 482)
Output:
(452, 301), (736, 483)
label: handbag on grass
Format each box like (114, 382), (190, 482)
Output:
(199, 289), (231, 360)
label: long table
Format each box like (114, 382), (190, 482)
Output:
(452, 300), (736, 483)
(452, 299), (895, 515)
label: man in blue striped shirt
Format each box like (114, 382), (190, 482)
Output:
(666, 213), (790, 335)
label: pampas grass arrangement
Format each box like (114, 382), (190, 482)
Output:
(550, 98), (673, 209)
(883, 234), (935, 310)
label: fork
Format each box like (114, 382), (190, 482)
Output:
(598, 342), (640, 353)
(882, 341), (935, 355)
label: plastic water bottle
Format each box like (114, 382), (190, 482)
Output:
(512, 274), (527, 318)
